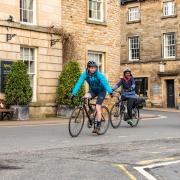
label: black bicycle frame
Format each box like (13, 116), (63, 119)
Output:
(81, 98), (95, 122)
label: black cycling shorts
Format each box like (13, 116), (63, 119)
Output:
(89, 90), (106, 105)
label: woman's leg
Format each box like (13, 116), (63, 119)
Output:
(127, 98), (134, 119)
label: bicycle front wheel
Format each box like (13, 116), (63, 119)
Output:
(69, 107), (85, 137)
(110, 103), (123, 128)
(94, 106), (110, 135)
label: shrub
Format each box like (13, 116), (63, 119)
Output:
(5, 61), (32, 106)
(56, 60), (85, 107)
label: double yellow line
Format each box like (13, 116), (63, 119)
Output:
(114, 164), (137, 180)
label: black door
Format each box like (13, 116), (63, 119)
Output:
(166, 80), (175, 108)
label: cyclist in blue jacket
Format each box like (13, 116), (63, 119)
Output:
(71, 61), (113, 134)
(113, 68), (136, 126)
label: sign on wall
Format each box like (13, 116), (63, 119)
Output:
(0, 61), (13, 92)
(152, 83), (161, 95)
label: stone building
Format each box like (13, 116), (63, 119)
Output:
(61, 0), (121, 87)
(0, 0), (62, 117)
(120, 0), (180, 108)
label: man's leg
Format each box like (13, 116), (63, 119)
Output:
(84, 92), (92, 99)
(93, 91), (106, 133)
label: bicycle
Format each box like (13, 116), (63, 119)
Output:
(110, 91), (140, 128)
(69, 97), (110, 137)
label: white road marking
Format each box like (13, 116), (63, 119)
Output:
(134, 160), (180, 180)
(141, 115), (167, 121)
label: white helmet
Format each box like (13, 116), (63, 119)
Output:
(123, 67), (131, 74)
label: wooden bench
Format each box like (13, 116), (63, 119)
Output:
(0, 99), (14, 120)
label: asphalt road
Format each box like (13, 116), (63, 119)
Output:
(0, 110), (180, 180)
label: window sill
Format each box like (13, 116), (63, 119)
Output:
(162, 57), (176, 61)
(129, 59), (140, 62)
(20, 22), (36, 26)
(127, 20), (141, 24)
(86, 19), (107, 26)
(161, 15), (177, 19)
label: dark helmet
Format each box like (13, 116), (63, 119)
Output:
(87, 61), (97, 68)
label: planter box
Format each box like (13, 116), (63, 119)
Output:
(176, 104), (180, 110)
(57, 105), (74, 118)
(11, 105), (29, 120)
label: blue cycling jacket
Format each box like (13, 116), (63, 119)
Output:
(113, 76), (136, 98)
(72, 70), (112, 96)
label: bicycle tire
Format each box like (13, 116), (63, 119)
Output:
(94, 106), (110, 135)
(110, 103), (123, 129)
(131, 107), (140, 127)
(69, 107), (85, 137)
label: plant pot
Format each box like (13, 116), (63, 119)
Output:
(176, 104), (180, 110)
(57, 105), (74, 118)
(10, 105), (29, 120)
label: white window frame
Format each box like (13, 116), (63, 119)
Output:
(20, 47), (37, 102)
(129, 36), (140, 61)
(88, 51), (105, 73)
(128, 7), (140, 22)
(88, 0), (104, 22)
(20, 0), (36, 25)
(163, 33), (176, 59)
(163, 1), (175, 16)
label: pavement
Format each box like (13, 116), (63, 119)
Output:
(0, 112), (161, 127)
(0, 109), (179, 180)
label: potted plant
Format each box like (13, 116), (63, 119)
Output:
(56, 60), (85, 117)
(5, 61), (32, 120)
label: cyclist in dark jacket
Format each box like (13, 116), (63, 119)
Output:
(113, 68), (136, 126)
(71, 61), (113, 134)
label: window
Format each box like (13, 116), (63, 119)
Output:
(134, 77), (148, 97)
(129, 36), (140, 61)
(20, 0), (36, 24)
(163, 1), (175, 16)
(128, 7), (140, 22)
(164, 33), (176, 58)
(20, 47), (36, 101)
(88, 51), (104, 72)
(89, 0), (104, 21)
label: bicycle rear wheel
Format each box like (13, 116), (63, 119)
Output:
(131, 107), (140, 127)
(94, 106), (110, 135)
(110, 103), (123, 128)
(69, 107), (85, 137)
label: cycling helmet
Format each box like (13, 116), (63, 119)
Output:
(87, 61), (97, 68)
(123, 67), (131, 74)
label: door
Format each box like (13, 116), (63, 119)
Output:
(166, 80), (175, 108)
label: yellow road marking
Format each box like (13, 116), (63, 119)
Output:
(114, 164), (137, 180)
(137, 156), (180, 165)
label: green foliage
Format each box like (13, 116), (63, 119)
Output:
(5, 61), (32, 106)
(56, 60), (85, 107)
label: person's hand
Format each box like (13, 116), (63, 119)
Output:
(124, 88), (132, 92)
(70, 95), (75, 100)
(109, 93), (114, 98)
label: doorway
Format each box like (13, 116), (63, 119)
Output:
(166, 80), (175, 108)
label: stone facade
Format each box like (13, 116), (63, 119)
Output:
(120, 0), (180, 108)
(0, 0), (62, 117)
(61, 0), (121, 86)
